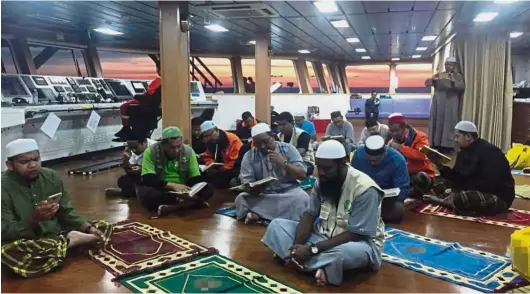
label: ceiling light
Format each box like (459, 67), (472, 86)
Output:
(346, 37), (359, 43)
(313, 1), (338, 13)
(510, 32), (523, 38)
(416, 47), (428, 51)
(412, 55), (422, 59)
(361, 56), (371, 60)
(205, 24), (229, 32)
(93, 28), (123, 35)
(473, 12), (498, 22)
(495, 0), (517, 3)
(355, 48), (367, 53)
(330, 20), (349, 28)
(248, 40), (256, 45)
(298, 49), (310, 54)
(421, 35), (437, 41)
(392, 58), (400, 61)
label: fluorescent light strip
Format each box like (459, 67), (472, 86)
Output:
(416, 47), (428, 51)
(392, 58), (400, 61)
(93, 28), (123, 35)
(510, 32), (523, 38)
(473, 12), (498, 22)
(355, 48), (366, 53)
(495, 0), (517, 3)
(330, 20), (349, 28)
(313, 1), (338, 13)
(412, 55), (422, 59)
(249, 40), (256, 45)
(421, 35), (437, 41)
(205, 24), (229, 32)
(361, 56), (371, 60)
(346, 37), (359, 43)
(298, 49), (310, 54)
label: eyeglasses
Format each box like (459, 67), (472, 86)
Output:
(253, 136), (273, 148)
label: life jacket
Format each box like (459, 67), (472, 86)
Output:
(279, 127), (315, 164)
(150, 142), (193, 182)
(506, 143), (530, 169)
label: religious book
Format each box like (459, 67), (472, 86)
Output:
(199, 162), (224, 172)
(382, 188), (401, 198)
(321, 135), (344, 142)
(419, 146), (451, 164)
(229, 177), (278, 191)
(169, 182), (208, 199)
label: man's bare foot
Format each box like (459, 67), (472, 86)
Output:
(244, 212), (260, 224)
(315, 269), (328, 286)
(422, 194), (442, 204)
(105, 188), (122, 197)
(67, 231), (101, 248)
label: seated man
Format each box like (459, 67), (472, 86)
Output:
(262, 140), (384, 286)
(352, 135), (410, 223)
(387, 113), (435, 198)
(359, 118), (389, 146)
(235, 123), (309, 224)
(191, 117), (207, 157)
(200, 121), (243, 188)
(138, 127), (214, 216)
(424, 121), (515, 216)
(1, 139), (110, 278)
(294, 112), (317, 142)
(277, 111), (315, 175)
(105, 131), (156, 197)
(325, 111), (355, 154)
(235, 111), (258, 141)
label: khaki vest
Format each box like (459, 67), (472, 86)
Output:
(317, 166), (385, 252)
(151, 142), (193, 182)
(279, 127), (315, 164)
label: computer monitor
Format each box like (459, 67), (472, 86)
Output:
(1, 75), (32, 100)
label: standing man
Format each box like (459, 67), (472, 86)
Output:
(325, 111), (355, 154)
(365, 91), (380, 119)
(426, 56), (465, 153)
(424, 121), (514, 216)
(294, 112), (317, 142)
(277, 112), (315, 175)
(262, 140), (384, 286)
(359, 118), (389, 146)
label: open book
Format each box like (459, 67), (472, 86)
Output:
(229, 176), (278, 191)
(321, 135), (344, 142)
(169, 182), (208, 199)
(382, 188), (401, 198)
(199, 162), (224, 172)
(420, 146), (451, 164)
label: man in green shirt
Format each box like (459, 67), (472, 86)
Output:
(1, 139), (111, 278)
(139, 126), (214, 216)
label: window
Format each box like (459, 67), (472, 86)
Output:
(242, 58), (298, 93)
(323, 64), (334, 93)
(346, 65), (390, 93)
(98, 49), (157, 80)
(306, 62), (320, 93)
(29, 45), (88, 77)
(395, 63), (432, 93)
(1, 39), (17, 74)
(191, 57), (233, 93)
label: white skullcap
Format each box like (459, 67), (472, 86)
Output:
(365, 135), (385, 151)
(446, 56), (456, 63)
(455, 120), (478, 133)
(5, 138), (39, 158)
(293, 111), (305, 117)
(315, 140), (346, 159)
(200, 121), (216, 133)
(251, 123), (271, 137)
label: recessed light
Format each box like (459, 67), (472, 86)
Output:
(510, 32), (523, 38)
(355, 48), (367, 53)
(298, 49), (311, 54)
(249, 40), (256, 45)
(416, 47), (428, 51)
(205, 24), (229, 32)
(361, 56), (371, 60)
(313, 1), (338, 13)
(421, 35), (437, 41)
(412, 55), (422, 59)
(93, 28), (123, 35)
(346, 37), (360, 43)
(330, 20), (349, 28)
(473, 12), (498, 22)
(392, 58), (400, 61)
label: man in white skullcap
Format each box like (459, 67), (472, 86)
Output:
(262, 140), (385, 286)
(235, 123), (309, 224)
(293, 111), (317, 141)
(424, 121), (515, 216)
(200, 120), (243, 188)
(426, 56), (465, 153)
(1, 138), (110, 278)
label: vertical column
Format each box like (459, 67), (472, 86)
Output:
(328, 63), (342, 93)
(230, 56), (245, 93)
(11, 38), (36, 74)
(338, 63), (350, 94)
(255, 34), (271, 124)
(293, 57), (313, 94)
(312, 61), (329, 93)
(389, 63), (397, 95)
(85, 43), (103, 77)
(159, 1), (191, 140)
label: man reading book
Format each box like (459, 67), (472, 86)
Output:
(423, 121), (514, 216)
(324, 111), (355, 154)
(235, 123), (309, 224)
(139, 126), (214, 216)
(277, 111), (315, 176)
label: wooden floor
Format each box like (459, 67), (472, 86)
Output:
(2, 155), (530, 293)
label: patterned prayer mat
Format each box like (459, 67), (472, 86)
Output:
(414, 203), (530, 229)
(89, 220), (216, 278)
(383, 228), (520, 292)
(515, 185), (530, 200)
(120, 254), (301, 293)
(215, 207), (270, 225)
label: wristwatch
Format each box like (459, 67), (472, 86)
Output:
(311, 245), (319, 255)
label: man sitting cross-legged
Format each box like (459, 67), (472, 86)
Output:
(235, 123), (309, 224)
(138, 126), (214, 216)
(423, 121), (515, 216)
(262, 140), (385, 286)
(277, 111), (315, 176)
(1, 139), (110, 278)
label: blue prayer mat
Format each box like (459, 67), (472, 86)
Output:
(215, 207), (270, 226)
(383, 228), (520, 292)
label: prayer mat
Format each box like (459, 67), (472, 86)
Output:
(512, 169), (530, 177)
(89, 220), (216, 278)
(515, 185), (530, 200)
(383, 227), (520, 293)
(215, 207), (270, 226)
(414, 203), (530, 229)
(120, 254), (301, 293)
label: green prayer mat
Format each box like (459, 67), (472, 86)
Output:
(120, 254), (301, 293)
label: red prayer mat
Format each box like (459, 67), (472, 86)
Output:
(89, 220), (216, 278)
(414, 203), (530, 229)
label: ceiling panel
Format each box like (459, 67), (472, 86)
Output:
(346, 14), (374, 35)
(287, 2), (340, 18)
(413, 1), (439, 12)
(409, 11), (435, 33)
(266, 2), (300, 17)
(367, 12), (411, 34)
(424, 10), (456, 34)
(338, 1), (365, 14)
(436, 1), (463, 10)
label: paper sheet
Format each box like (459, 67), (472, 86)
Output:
(40, 112), (61, 138)
(86, 110), (101, 133)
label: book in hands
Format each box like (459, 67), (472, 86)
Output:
(382, 188), (400, 198)
(199, 162), (224, 172)
(229, 176), (278, 191)
(169, 182), (208, 199)
(420, 146), (451, 164)
(321, 135), (345, 142)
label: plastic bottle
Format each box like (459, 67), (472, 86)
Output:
(32, 89), (39, 104)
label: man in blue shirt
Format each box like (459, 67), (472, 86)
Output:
(351, 135), (410, 223)
(294, 112), (317, 142)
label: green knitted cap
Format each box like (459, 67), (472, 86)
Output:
(162, 126), (182, 139)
